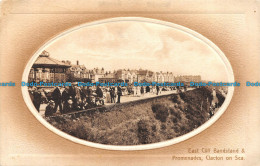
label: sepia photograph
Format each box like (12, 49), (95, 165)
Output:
(1, 0), (260, 165)
(22, 18), (234, 149)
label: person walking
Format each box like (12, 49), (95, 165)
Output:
(96, 86), (103, 98)
(141, 86), (144, 96)
(137, 86), (141, 97)
(51, 86), (62, 113)
(133, 86), (137, 97)
(156, 86), (160, 95)
(32, 87), (42, 112)
(146, 86), (150, 94)
(69, 85), (76, 109)
(117, 86), (122, 103)
(62, 86), (70, 104)
(96, 85), (104, 105)
(109, 87), (116, 103)
(86, 86), (93, 97)
(152, 86), (156, 94)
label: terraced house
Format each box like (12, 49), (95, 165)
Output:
(65, 60), (91, 82)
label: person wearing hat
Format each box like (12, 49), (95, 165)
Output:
(62, 86), (70, 104)
(117, 86), (122, 103)
(96, 85), (103, 98)
(45, 100), (55, 117)
(63, 97), (74, 113)
(32, 87), (42, 112)
(81, 86), (88, 100)
(86, 95), (96, 108)
(69, 84), (76, 109)
(109, 87), (116, 103)
(52, 86), (62, 113)
(74, 86), (82, 110)
(80, 97), (88, 110)
(96, 85), (104, 105)
(146, 85), (150, 94)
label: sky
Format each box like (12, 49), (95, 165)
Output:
(45, 21), (229, 82)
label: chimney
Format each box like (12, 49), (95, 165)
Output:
(76, 60), (79, 65)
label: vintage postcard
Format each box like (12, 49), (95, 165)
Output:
(0, 0), (259, 165)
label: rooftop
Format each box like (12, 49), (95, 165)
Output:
(33, 51), (71, 68)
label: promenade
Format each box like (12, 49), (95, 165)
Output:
(39, 88), (194, 116)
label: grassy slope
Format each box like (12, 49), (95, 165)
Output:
(46, 87), (225, 145)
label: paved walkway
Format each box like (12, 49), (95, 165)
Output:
(109, 87), (194, 104)
(105, 90), (177, 105)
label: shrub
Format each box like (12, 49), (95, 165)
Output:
(179, 93), (187, 101)
(171, 117), (178, 123)
(186, 114), (191, 119)
(180, 126), (186, 132)
(169, 108), (176, 115)
(137, 119), (150, 144)
(151, 125), (157, 132)
(216, 92), (225, 107)
(171, 95), (180, 103)
(74, 124), (88, 140)
(197, 121), (201, 126)
(170, 108), (182, 120)
(173, 126), (180, 133)
(151, 103), (169, 122)
(161, 124), (166, 130)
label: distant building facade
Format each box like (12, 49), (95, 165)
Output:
(89, 67), (105, 82)
(98, 69), (176, 84)
(174, 75), (201, 83)
(114, 69), (138, 83)
(66, 60), (91, 82)
(99, 72), (117, 83)
(137, 69), (154, 82)
(29, 51), (202, 85)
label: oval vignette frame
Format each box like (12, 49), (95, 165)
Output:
(21, 17), (235, 151)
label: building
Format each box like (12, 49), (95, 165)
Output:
(28, 50), (71, 83)
(174, 75), (202, 83)
(162, 72), (174, 82)
(126, 69), (138, 83)
(99, 71), (117, 83)
(98, 69), (176, 83)
(66, 60), (91, 82)
(136, 69), (154, 82)
(113, 69), (139, 83)
(154, 72), (164, 82)
(29, 51), (184, 84)
(89, 67), (105, 82)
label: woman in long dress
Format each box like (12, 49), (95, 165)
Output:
(105, 88), (111, 103)
(152, 86), (156, 94)
(133, 86), (137, 97)
(137, 86), (141, 97)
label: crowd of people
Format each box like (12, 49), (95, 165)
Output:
(29, 84), (124, 117)
(28, 83), (182, 117)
